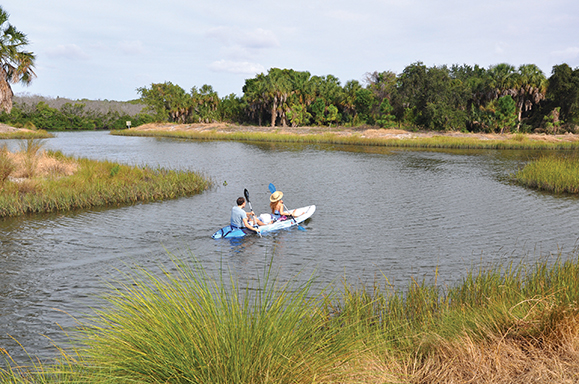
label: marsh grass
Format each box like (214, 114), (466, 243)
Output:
(0, 145), (211, 217)
(0, 145), (15, 185)
(4, 253), (579, 383)
(113, 128), (579, 151)
(515, 155), (579, 194)
(0, 130), (52, 139)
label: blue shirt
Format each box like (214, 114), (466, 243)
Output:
(230, 205), (246, 228)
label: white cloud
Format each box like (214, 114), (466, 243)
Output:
(118, 40), (147, 55)
(209, 60), (265, 74)
(44, 44), (90, 60)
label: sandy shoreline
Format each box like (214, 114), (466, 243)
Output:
(130, 122), (579, 143)
(0, 123), (26, 133)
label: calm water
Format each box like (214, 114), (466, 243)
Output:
(2, 131), (579, 363)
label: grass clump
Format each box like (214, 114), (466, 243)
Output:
(514, 155), (579, 194)
(0, 145), (15, 185)
(4, 253), (579, 383)
(0, 139), (211, 217)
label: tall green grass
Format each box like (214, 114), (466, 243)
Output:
(3, 252), (579, 382)
(0, 152), (211, 217)
(515, 156), (579, 193)
(112, 128), (579, 151)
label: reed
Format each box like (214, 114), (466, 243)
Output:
(3, 253), (579, 383)
(0, 149), (211, 217)
(112, 128), (579, 151)
(0, 145), (15, 185)
(514, 155), (579, 193)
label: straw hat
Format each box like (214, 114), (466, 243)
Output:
(270, 191), (283, 202)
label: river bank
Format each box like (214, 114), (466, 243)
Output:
(0, 123), (52, 139)
(112, 123), (579, 150)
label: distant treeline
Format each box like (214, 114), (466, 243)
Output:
(0, 95), (154, 130)
(2, 62), (579, 133)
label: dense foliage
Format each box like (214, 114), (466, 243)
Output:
(2, 62), (579, 133)
(134, 62), (578, 133)
(0, 95), (155, 130)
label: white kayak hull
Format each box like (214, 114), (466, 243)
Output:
(212, 205), (316, 239)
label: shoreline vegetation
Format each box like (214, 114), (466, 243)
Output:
(2, 252), (579, 383)
(0, 139), (211, 217)
(112, 122), (579, 150)
(0, 123), (52, 139)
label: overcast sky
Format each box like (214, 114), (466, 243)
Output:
(3, 0), (579, 101)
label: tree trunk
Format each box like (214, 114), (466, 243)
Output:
(0, 74), (14, 113)
(270, 98), (277, 127)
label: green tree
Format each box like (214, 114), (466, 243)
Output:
(496, 95), (517, 133)
(286, 103), (311, 127)
(191, 84), (219, 123)
(310, 97), (326, 126)
(513, 64), (547, 130)
(326, 104), (339, 127)
(397, 63), (469, 130)
(375, 98), (396, 128)
(342, 80), (362, 124)
(137, 82), (191, 122)
(353, 88), (374, 124)
(546, 64), (579, 125)
(0, 6), (36, 113)
(242, 74), (269, 126)
(219, 93), (243, 123)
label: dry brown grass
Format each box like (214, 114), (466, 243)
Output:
(5, 151), (78, 180)
(411, 315), (579, 384)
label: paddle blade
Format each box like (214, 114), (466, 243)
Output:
(244, 188), (250, 202)
(268, 183), (276, 194)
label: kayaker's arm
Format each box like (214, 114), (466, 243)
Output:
(242, 216), (260, 232)
(243, 212), (264, 232)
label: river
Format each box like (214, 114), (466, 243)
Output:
(1, 131), (579, 363)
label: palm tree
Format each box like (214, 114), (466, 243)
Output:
(514, 64), (547, 127)
(0, 6), (36, 113)
(487, 63), (517, 100)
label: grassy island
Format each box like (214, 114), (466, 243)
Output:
(515, 156), (579, 194)
(0, 139), (211, 217)
(2, 253), (579, 383)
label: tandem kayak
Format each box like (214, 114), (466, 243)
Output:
(211, 205), (316, 239)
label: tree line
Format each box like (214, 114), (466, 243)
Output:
(1, 62), (579, 133)
(0, 95), (153, 130)
(137, 63), (579, 133)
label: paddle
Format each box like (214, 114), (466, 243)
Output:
(244, 188), (261, 237)
(268, 183), (306, 231)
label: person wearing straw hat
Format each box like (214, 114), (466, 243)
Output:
(269, 191), (301, 220)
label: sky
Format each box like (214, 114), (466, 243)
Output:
(3, 0), (579, 101)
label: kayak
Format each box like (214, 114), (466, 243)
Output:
(212, 205), (316, 239)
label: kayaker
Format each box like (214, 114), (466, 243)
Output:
(231, 197), (264, 233)
(269, 191), (302, 220)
